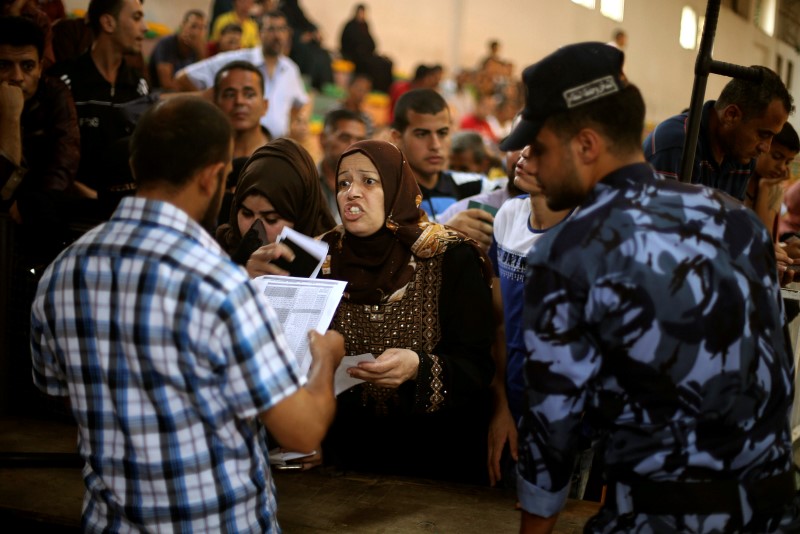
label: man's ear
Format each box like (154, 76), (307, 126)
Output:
(390, 127), (402, 146)
(721, 104), (743, 127)
(99, 13), (117, 34)
(574, 128), (602, 164)
(260, 97), (269, 117)
(197, 162), (226, 197)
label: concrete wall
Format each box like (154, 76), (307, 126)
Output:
(62, 0), (800, 127)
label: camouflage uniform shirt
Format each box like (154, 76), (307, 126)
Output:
(517, 162), (797, 532)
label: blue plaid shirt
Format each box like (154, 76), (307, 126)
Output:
(31, 197), (304, 533)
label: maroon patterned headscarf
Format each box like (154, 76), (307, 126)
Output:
(320, 140), (491, 303)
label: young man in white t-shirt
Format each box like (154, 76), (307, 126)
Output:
(487, 143), (573, 487)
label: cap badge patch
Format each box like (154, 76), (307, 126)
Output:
(563, 76), (619, 108)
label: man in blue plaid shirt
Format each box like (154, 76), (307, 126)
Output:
(30, 95), (344, 533)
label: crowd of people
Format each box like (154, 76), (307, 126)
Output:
(3, 0), (800, 533)
(0, 0), (526, 257)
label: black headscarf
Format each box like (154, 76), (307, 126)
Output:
(216, 138), (336, 259)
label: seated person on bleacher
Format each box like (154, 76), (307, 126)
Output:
(448, 130), (499, 175)
(280, 0), (333, 91)
(337, 72), (374, 137)
(339, 3), (393, 93)
(176, 9), (308, 139)
(148, 9), (207, 91)
(209, 0), (259, 49)
(207, 22), (242, 56)
(0, 16), (80, 263)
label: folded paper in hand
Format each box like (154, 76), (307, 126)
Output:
(334, 353), (375, 395)
(272, 226), (329, 278)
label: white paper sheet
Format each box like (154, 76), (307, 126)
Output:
(253, 275), (347, 376)
(268, 448), (317, 465)
(334, 353), (375, 395)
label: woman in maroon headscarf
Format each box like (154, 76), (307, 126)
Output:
(318, 140), (494, 484)
(216, 137), (336, 275)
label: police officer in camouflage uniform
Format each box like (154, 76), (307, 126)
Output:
(499, 42), (799, 533)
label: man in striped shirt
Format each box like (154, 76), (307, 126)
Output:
(30, 96), (344, 533)
(642, 67), (791, 202)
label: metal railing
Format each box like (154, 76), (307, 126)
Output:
(678, 0), (763, 182)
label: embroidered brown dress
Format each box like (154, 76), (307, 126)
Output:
(331, 254), (446, 415)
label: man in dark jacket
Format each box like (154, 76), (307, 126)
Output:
(0, 15), (80, 262)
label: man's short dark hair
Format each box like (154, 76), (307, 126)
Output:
(715, 66), (794, 121)
(212, 60), (265, 100)
(182, 9), (205, 24)
(87, 0), (131, 35)
(130, 96), (232, 188)
(0, 16), (45, 58)
(323, 109), (365, 133)
(391, 89), (449, 132)
(774, 122), (800, 153)
(350, 72), (372, 86)
(412, 64), (430, 82)
(261, 9), (287, 26)
(220, 22), (243, 36)
(545, 84), (646, 156)
(451, 131), (487, 162)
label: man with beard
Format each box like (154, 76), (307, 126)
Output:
(501, 43), (799, 533)
(30, 95), (345, 532)
(176, 9), (308, 138)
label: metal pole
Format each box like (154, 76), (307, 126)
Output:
(678, 0), (762, 183)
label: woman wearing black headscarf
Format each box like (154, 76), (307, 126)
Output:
(339, 3), (393, 93)
(319, 140), (494, 484)
(216, 137), (336, 275)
